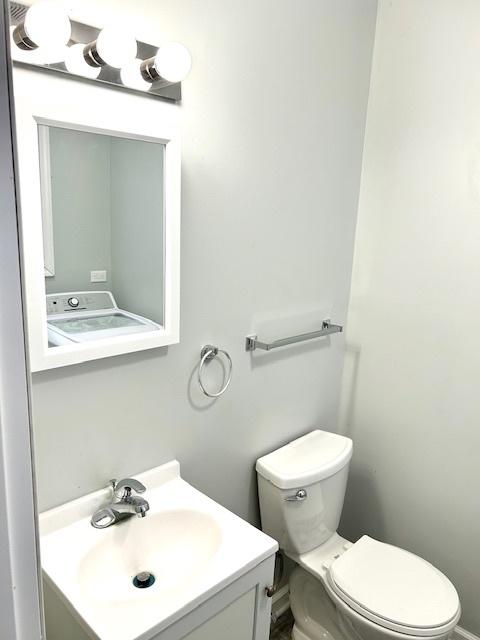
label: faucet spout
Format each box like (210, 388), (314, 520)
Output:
(91, 478), (150, 529)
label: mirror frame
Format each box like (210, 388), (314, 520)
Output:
(14, 69), (181, 371)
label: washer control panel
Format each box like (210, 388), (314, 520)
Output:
(46, 291), (116, 316)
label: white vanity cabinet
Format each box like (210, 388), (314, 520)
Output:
(44, 556), (275, 640)
(40, 462), (278, 640)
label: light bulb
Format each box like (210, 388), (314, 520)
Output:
(13, 0), (71, 51)
(120, 58), (150, 91)
(155, 42), (192, 83)
(141, 41), (191, 85)
(65, 43), (100, 78)
(10, 25), (67, 64)
(84, 25), (137, 69)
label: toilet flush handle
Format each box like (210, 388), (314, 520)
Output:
(284, 489), (307, 502)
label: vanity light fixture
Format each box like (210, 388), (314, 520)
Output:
(12, 0), (71, 51)
(9, 1), (187, 101)
(140, 42), (192, 84)
(83, 25), (137, 70)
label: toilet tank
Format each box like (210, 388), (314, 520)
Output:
(256, 430), (353, 556)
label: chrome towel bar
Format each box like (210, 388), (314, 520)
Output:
(245, 321), (343, 352)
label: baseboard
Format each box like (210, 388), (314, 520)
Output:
(453, 627), (480, 640)
(271, 585), (290, 623)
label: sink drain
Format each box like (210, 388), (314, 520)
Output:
(133, 571), (156, 589)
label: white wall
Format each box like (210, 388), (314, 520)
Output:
(339, 1), (480, 635)
(27, 0), (377, 528)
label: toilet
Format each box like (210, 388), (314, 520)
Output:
(256, 430), (461, 640)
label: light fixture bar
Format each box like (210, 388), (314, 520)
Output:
(9, 1), (182, 102)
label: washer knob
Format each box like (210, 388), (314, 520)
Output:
(68, 297), (79, 308)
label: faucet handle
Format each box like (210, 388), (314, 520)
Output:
(113, 478), (146, 499)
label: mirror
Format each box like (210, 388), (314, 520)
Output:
(13, 68), (180, 371)
(39, 126), (165, 348)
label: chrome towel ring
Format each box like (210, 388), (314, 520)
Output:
(198, 345), (233, 398)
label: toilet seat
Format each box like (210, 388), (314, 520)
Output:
(326, 536), (460, 637)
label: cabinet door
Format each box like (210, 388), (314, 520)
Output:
(155, 557), (275, 640)
(181, 589), (256, 640)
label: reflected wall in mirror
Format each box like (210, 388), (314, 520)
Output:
(14, 68), (181, 371)
(39, 126), (165, 348)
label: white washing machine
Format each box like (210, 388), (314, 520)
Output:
(46, 291), (161, 346)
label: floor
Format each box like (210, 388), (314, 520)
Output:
(270, 610), (294, 640)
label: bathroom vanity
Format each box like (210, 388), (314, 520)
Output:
(40, 461), (277, 640)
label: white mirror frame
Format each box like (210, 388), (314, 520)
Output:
(14, 70), (180, 372)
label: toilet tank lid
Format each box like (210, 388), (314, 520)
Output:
(256, 430), (353, 489)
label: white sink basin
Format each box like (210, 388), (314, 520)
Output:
(78, 510), (222, 606)
(40, 461), (277, 640)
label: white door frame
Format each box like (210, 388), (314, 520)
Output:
(0, 0), (44, 637)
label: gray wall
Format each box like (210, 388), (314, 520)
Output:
(30, 0), (378, 527)
(110, 137), (164, 324)
(339, 1), (480, 635)
(45, 128), (112, 294)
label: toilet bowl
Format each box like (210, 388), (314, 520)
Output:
(256, 430), (460, 640)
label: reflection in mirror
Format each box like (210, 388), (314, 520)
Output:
(38, 125), (165, 349)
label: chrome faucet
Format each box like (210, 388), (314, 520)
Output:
(91, 478), (150, 529)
